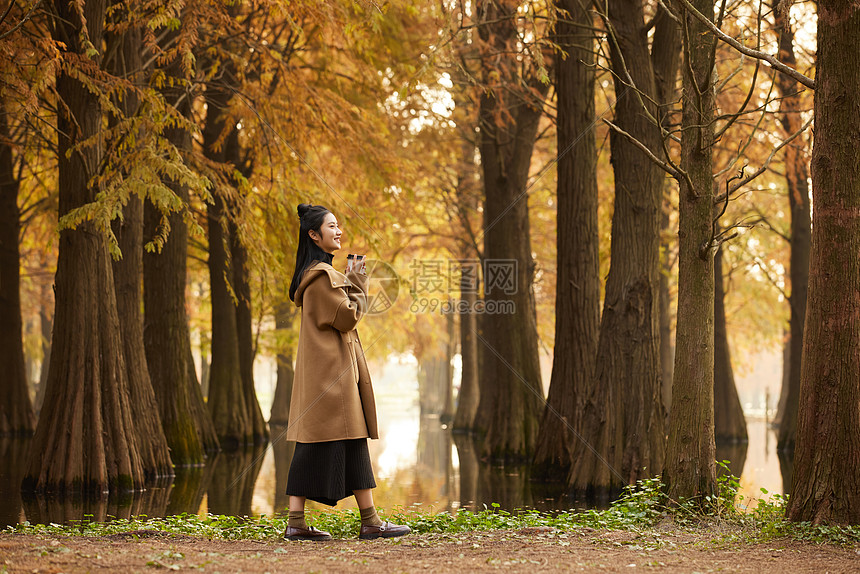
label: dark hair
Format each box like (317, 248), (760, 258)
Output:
(289, 203), (334, 301)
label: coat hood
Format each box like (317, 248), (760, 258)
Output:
(294, 262), (352, 306)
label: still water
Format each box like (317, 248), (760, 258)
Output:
(0, 356), (790, 526)
(0, 419), (787, 528)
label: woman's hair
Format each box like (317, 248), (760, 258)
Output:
(289, 203), (333, 301)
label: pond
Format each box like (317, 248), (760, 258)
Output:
(0, 357), (791, 526)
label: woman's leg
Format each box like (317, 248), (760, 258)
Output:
(289, 495), (306, 512)
(287, 496), (309, 530)
(353, 489), (374, 509)
(354, 488), (383, 528)
(353, 488), (411, 539)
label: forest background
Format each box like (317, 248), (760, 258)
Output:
(0, 0), (857, 526)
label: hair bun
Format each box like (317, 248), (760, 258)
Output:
(297, 203), (312, 219)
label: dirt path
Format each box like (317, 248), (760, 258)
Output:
(1, 527), (858, 573)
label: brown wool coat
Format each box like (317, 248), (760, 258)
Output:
(286, 261), (378, 443)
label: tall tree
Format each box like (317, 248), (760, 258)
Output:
(532, 0), (600, 481)
(787, 1), (860, 525)
(773, 0), (811, 453)
(144, 22), (220, 464)
(472, 0), (548, 461)
(663, 0), (717, 502)
(23, 0), (145, 494)
(106, 13), (173, 478)
(713, 243), (747, 444)
(0, 112), (35, 436)
(569, 0), (675, 493)
(269, 301), (296, 426)
(203, 83), (252, 449)
(230, 218), (268, 445)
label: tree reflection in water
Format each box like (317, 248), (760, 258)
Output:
(1, 416), (789, 524)
(0, 438), (30, 527)
(207, 445), (266, 516)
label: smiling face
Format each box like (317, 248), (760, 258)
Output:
(309, 212), (342, 253)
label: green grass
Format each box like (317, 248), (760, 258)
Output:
(5, 466), (859, 548)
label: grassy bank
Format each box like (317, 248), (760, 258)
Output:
(5, 471), (859, 548)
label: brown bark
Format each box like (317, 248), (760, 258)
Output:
(0, 112), (35, 437)
(654, 3), (682, 415)
(713, 245), (748, 444)
(230, 220), (268, 445)
(35, 272), (53, 415)
(659, 204), (676, 413)
(269, 301), (296, 426)
(532, 0), (600, 482)
(473, 0), (547, 462)
(144, 31), (220, 463)
(453, 275), (480, 432)
(663, 0), (717, 502)
(107, 21), (173, 479)
(569, 0), (670, 494)
(418, 335), (454, 417)
(204, 179), (250, 448)
(23, 0), (144, 495)
(773, 0), (811, 454)
(787, 2), (860, 525)
(452, 137), (481, 432)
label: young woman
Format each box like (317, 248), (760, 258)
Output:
(283, 203), (411, 541)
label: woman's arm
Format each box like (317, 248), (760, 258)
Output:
(308, 270), (368, 332)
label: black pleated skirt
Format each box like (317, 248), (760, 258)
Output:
(285, 438), (377, 506)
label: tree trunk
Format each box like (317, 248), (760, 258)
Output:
(663, 0), (717, 503)
(0, 113), (35, 437)
(473, 0), (547, 462)
(230, 218), (268, 445)
(107, 21), (173, 479)
(23, 0), (145, 495)
(452, 138), (481, 432)
(144, 32), (220, 463)
(653, 0), (682, 415)
(532, 0), (600, 482)
(659, 204), (675, 413)
(773, 0), (811, 453)
(202, 76), (253, 449)
(35, 271), (53, 415)
(269, 300), (296, 426)
(713, 245), (748, 444)
(787, 2), (860, 524)
(569, 0), (668, 494)
(418, 338), (452, 417)
(443, 309), (456, 421)
(453, 272), (480, 431)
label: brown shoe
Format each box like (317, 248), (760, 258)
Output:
(284, 525), (333, 541)
(359, 521), (411, 540)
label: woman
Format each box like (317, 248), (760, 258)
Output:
(283, 203), (411, 541)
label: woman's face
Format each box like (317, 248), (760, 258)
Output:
(310, 212), (342, 253)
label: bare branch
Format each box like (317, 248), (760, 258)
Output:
(0, 0), (42, 41)
(714, 115), (813, 202)
(675, 0), (815, 89)
(603, 119), (682, 179)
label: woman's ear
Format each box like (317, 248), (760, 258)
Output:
(308, 229), (318, 242)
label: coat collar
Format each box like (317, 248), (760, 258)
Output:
(294, 261), (351, 306)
